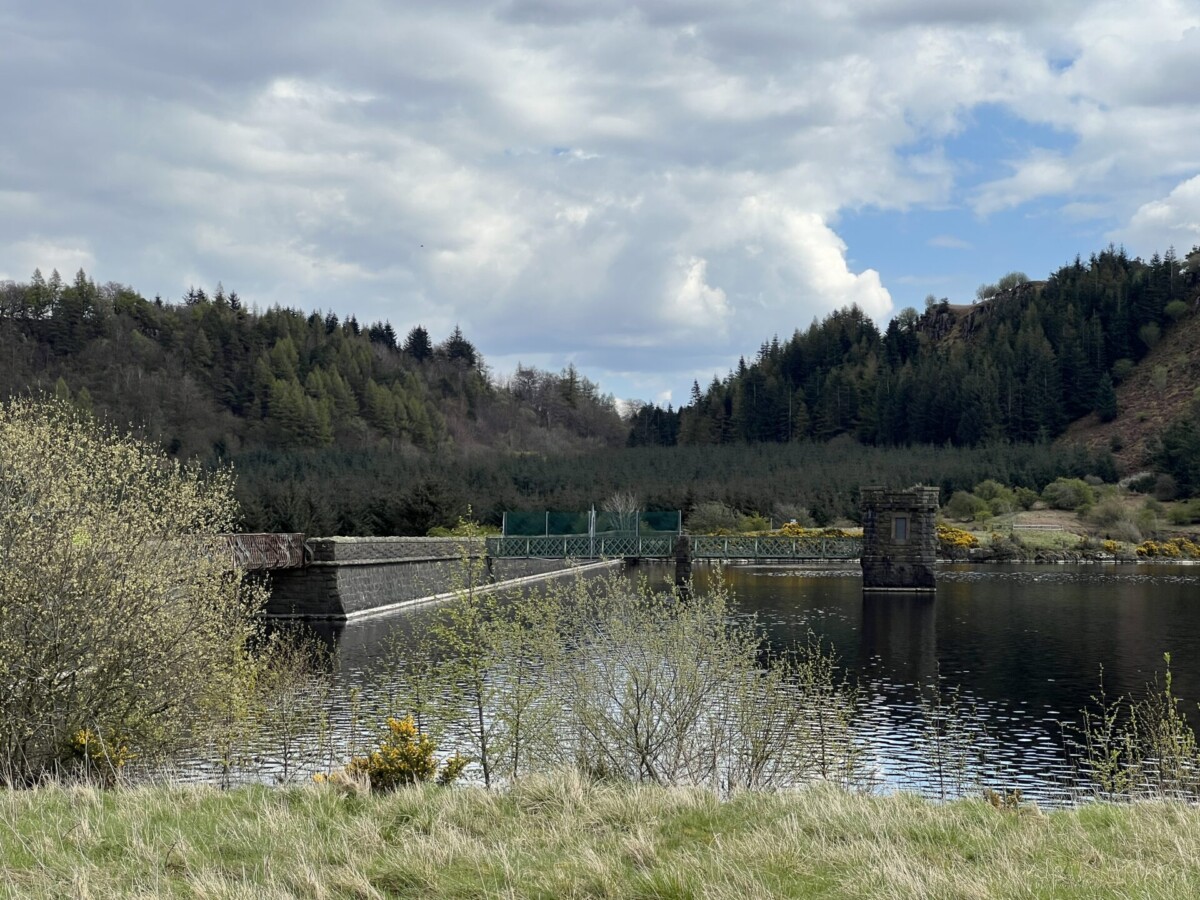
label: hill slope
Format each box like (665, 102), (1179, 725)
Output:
(630, 247), (1200, 475)
(1059, 301), (1200, 470)
(0, 273), (626, 462)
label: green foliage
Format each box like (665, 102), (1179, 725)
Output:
(427, 514), (501, 537)
(1111, 358), (1135, 382)
(1165, 299), (1190, 322)
(1014, 486), (1040, 509)
(388, 566), (864, 793)
(1041, 477), (1096, 511)
(1167, 500), (1200, 526)
(686, 500), (741, 534)
(973, 479), (1017, 514)
(0, 272), (626, 464)
(944, 490), (990, 522)
(738, 512), (772, 533)
(1074, 656), (1200, 800)
(667, 247), (1190, 450)
(995, 271), (1030, 292)
(1155, 411), (1200, 496)
(232, 439), (1115, 535)
(1094, 373), (1118, 422)
(0, 398), (265, 784)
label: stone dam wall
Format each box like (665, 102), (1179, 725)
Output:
(265, 537), (602, 620)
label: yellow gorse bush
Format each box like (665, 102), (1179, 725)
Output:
(69, 729), (135, 784)
(775, 523), (855, 538)
(338, 715), (468, 790)
(936, 523), (979, 550)
(0, 398), (264, 784)
(1136, 537), (1200, 559)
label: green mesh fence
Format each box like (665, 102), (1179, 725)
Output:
(639, 511), (682, 534)
(502, 510), (681, 537)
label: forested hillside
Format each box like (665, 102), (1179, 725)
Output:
(232, 440), (1112, 535)
(2, 246), (1193, 535)
(630, 247), (1200, 453)
(0, 271), (626, 462)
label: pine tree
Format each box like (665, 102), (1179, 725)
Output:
(1094, 372), (1118, 423)
(403, 325), (433, 361)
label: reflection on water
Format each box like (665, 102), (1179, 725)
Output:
(306, 562), (1200, 803)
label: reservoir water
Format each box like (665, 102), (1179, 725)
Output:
(316, 562), (1200, 802)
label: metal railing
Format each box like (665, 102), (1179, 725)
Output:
(486, 534), (862, 560)
(219, 533), (307, 570)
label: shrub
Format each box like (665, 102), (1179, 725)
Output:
(687, 500), (741, 534)
(1042, 477), (1095, 511)
(1074, 655), (1200, 800)
(0, 399), (264, 784)
(392, 569), (867, 793)
(1014, 487), (1040, 509)
(1154, 474), (1179, 502)
(1136, 537), (1200, 559)
(1114, 520), (1143, 544)
(1126, 473), (1158, 494)
(944, 490), (990, 522)
(1087, 497), (1126, 530)
(1140, 323), (1162, 351)
(996, 271), (1030, 291)
(1165, 299), (1190, 322)
(988, 532), (1024, 560)
(342, 715), (467, 790)
(737, 512), (772, 533)
(772, 503), (815, 528)
(1168, 501), (1200, 526)
(936, 523), (978, 558)
(973, 479), (1017, 514)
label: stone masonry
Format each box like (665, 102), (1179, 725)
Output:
(266, 536), (588, 619)
(860, 486), (940, 591)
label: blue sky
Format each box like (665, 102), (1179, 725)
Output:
(2, 1), (1200, 406)
(841, 104), (1094, 311)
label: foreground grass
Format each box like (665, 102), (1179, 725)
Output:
(3, 772), (1200, 899)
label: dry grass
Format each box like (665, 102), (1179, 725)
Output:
(4, 772), (1200, 898)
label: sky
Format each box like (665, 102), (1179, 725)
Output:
(3, 1), (1200, 406)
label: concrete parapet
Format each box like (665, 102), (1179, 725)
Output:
(305, 536), (484, 563)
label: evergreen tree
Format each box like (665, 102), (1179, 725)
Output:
(442, 325), (478, 367)
(1094, 372), (1118, 423)
(403, 325), (433, 361)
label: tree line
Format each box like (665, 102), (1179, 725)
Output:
(0, 270), (627, 463)
(629, 246), (1200, 450)
(1, 247), (1187, 536)
(231, 439), (1115, 535)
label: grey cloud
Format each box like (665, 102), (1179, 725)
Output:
(2, 0), (1198, 400)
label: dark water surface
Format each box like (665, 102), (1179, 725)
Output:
(320, 562), (1200, 802)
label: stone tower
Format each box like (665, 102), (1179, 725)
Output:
(860, 485), (939, 591)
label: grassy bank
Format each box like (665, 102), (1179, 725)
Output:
(4, 773), (1200, 898)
